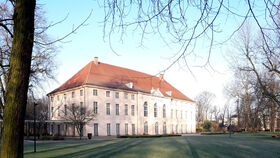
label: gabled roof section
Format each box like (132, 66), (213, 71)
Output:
(48, 61), (194, 102)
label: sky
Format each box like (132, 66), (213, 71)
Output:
(36, 0), (255, 107)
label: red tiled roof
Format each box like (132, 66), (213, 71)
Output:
(48, 61), (194, 102)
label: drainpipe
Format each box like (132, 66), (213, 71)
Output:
(136, 91), (139, 135)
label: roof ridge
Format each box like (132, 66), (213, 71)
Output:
(84, 61), (93, 85)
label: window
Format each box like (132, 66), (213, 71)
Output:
(64, 94), (66, 99)
(57, 125), (61, 136)
(155, 122), (159, 135)
(132, 124), (135, 135)
(58, 106), (60, 116)
(51, 97), (53, 102)
(131, 105), (135, 116)
(72, 91), (75, 98)
(181, 111), (183, 119)
(71, 103), (75, 114)
(181, 124), (183, 133)
(51, 107), (54, 117)
(144, 122), (148, 134)
(171, 109), (173, 119)
(93, 102), (98, 114)
(94, 123), (98, 136)
(163, 104), (166, 118)
(107, 123), (111, 136)
(124, 93), (128, 99)
(163, 122), (167, 134)
(57, 95), (60, 100)
(80, 89), (83, 96)
(72, 124), (75, 136)
(176, 110), (178, 118)
(125, 104), (128, 115)
(106, 91), (110, 97)
(106, 103), (110, 115)
(65, 124), (68, 135)
(131, 94), (135, 100)
(51, 124), (54, 135)
(93, 89), (98, 96)
(115, 92), (119, 98)
(64, 105), (67, 116)
(144, 102), (148, 117)
(172, 124), (174, 133)
(80, 102), (84, 115)
(125, 123), (128, 135)
(116, 123), (120, 136)
(154, 103), (157, 117)
(116, 104), (119, 115)
(176, 124), (178, 134)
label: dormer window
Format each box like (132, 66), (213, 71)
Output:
(126, 82), (133, 88)
(166, 91), (172, 96)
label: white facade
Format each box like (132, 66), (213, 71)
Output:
(49, 85), (196, 136)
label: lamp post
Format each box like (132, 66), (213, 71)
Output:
(34, 102), (37, 152)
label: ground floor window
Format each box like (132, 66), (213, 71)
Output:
(57, 125), (61, 136)
(163, 122), (167, 134)
(132, 124), (135, 135)
(116, 123), (120, 136)
(176, 124), (178, 134)
(72, 124), (75, 136)
(125, 123), (128, 135)
(155, 122), (159, 135)
(94, 123), (98, 136)
(144, 122), (148, 134)
(65, 124), (68, 136)
(51, 124), (54, 135)
(107, 123), (111, 136)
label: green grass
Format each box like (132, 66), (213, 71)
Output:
(22, 136), (280, 158)
(230, 131), (280, 136)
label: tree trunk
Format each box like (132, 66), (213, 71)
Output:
(0, 0), (35, 158)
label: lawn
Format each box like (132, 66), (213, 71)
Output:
(23, 136), (280, 158)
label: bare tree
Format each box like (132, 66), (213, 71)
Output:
(195, 91), (216, 127)
(25, 96), (49, 138)
(61, 104), (95, 140)
(101, 0), (280, 74)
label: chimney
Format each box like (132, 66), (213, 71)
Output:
(93, 57), (98, 65)
(159, 74), (164, 80)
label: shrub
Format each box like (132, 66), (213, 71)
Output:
(203, 120), (212, 132)
(196, 128), (203, 133)
(88, 133), (92, 139)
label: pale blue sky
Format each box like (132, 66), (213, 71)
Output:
(37, 0), (265, 107)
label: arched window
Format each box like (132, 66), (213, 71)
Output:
(154, 103), (157, 117)
(163, 104), (166, 118)
(163, 122), (167, 134)
(144, 102), (148, 117)
(144, 121), (148, 134)
(155, 122), (159, 135)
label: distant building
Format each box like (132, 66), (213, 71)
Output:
(48, 57), (196, 136)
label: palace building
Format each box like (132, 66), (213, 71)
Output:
(48, 57), (196, 136)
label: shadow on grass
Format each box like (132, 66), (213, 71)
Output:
(24, 140), (116, 155)
(51, 139), (149, 158)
